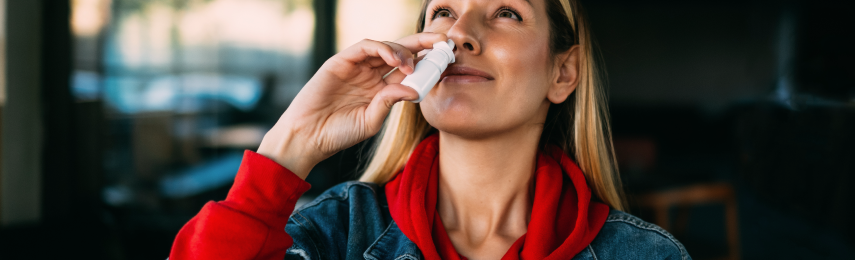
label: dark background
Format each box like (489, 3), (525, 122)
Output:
(0, 0), (853, 259)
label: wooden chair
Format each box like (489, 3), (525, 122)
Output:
(635, 183), (741, 260)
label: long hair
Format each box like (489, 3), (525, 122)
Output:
(359, 0), (626, 211)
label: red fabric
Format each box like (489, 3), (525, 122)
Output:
(385, 134), (610, 260)
(169, 150), (311, 260)
(170, 134), (608, 260)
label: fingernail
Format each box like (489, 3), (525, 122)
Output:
(407, 58), (414, 70)
(394, 51), (403, 62)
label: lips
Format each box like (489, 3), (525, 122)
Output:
(440, 65), (495, 83)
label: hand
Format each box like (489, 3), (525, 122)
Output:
(257, 33), (449, 179)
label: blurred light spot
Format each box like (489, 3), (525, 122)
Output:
(114, 2), (174, 68)
(103, 74), (262, 114)
(103, 76), (143, 113)
(336, 0), (422, 51)
(159, 152), (244, 198)
(103, 185), (133, 206)
(178, 0), (315, 54)
(72, 70), (101, 101)
(71, 0), (111, 37)
(115, 13), (145, 67)
(144, 77), (178, 111)
(202, 124), (267, 148)
(145, 3), (175, 67)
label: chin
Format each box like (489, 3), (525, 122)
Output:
(421, 99), (500, 139)
(429, 118), (483, 139)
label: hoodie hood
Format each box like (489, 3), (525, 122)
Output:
(385, 134), (610, 260)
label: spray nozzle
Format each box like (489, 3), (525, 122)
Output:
(400, 39), (456, 103)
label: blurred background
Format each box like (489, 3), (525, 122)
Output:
(0, 0), (852, 259)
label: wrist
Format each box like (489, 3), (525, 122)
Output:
(257, 125), (319, 180)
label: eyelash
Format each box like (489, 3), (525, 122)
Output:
(495, 7), (523, 22)
(430, 5), (450, 20)
(430, 5), (524, 22)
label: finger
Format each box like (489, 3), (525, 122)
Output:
(365, 56), (392, 68)
(364, 50), (416, 69)
(365, 48), (428, 68)
(363, 38), (438, 74)
(364, 83), (419, 132)
(381, 41), (416, 74)
(383, 67), (407, 83)
(381, 53), (430, 84)
(338, 39), (405, 70)
(393, 32), (449, 53)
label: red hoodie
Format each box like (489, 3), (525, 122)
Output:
(386, 134), (610, 259)
(169, 134), (609, 259)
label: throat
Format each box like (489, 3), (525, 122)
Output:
(436, 160), (534, 259)
(434, 129), (543, 258)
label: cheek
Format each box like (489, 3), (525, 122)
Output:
(495, 39), (553, 103)
(492, 40), (554, 124)
(491, 31), (551, 78)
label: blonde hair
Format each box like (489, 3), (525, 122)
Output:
(359, 0), (626, 211)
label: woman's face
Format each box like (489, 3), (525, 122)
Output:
(420, 0), (566, 139)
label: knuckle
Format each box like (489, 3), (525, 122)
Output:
(390, 44), (412, 58)
(386, 41), (402, 48)
(383, 96), (397, 109)
(358, 39), (380, 49)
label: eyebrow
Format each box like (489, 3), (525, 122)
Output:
(522, 0), (533, 7)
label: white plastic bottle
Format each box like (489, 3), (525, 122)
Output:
(400, 39), (456, 103)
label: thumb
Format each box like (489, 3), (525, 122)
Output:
(365, 83), (419, 132)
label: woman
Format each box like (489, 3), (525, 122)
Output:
(170, 0), (690, 259)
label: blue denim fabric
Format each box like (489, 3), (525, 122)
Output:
(284, 181), (691, 260)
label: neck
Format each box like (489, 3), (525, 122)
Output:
(436, 126), (543, 257)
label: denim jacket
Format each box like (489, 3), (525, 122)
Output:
(283, 181), (692, 260)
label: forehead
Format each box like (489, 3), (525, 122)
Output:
(426, 0), (540, 9)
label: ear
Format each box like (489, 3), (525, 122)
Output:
(548, 45), (580, 104)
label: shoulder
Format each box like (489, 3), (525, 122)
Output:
(583, 210), (692, 260)
(290, 181), (390, 224)
(295, 181), (384, 211)
(286, 181), (393, 259)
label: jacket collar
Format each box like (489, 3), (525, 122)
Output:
(364, 221), (424, 260)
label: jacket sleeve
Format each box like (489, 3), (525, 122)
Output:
(169, 150), (312, 260)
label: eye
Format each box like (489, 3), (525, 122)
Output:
(432, 6), (453, 20)
(496, 7), (522, 21)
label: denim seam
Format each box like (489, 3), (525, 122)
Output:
(363, 221), (397, 260)
(294, 182), (379, 213)
(606, 213), (690, 260)
(288, 181), (383, 259)
(394, 254), (419, 260)
(291, 212), (326, 259)
(587, 244), (598, 260)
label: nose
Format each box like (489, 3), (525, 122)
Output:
(445, 14), (482, 56)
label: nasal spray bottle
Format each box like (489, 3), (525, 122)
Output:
(400, 39), (455, 103)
